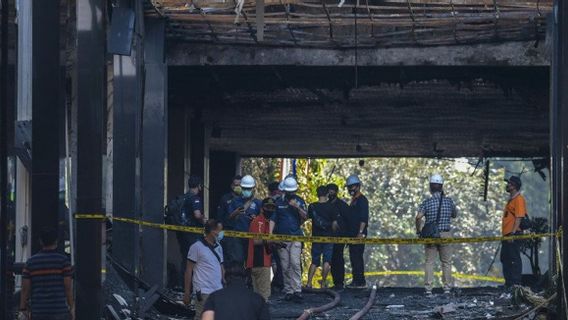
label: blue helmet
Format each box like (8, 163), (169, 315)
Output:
(346, 174), (361, 186)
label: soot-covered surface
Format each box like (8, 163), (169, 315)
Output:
(104, 262), (532, 320)
(268, 287), (527, 319)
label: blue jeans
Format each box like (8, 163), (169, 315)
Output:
(311, 243), (333, 267)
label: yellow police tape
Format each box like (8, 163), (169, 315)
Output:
(74, 213), (561, 246)
(314, 270), (505, 284)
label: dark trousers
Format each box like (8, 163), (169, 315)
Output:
(272, 251), (284, 289)
(223, 236), (246, 264)
(349, 244), (366, 284)
(177, 231), (199, 286)
(331, 243), (345, 287)
(500, 240), (522, 287)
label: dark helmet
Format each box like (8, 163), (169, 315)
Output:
(188, 175), (202, 189)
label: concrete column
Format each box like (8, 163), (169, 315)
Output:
(112, 1), (142, 277)
(552, 0), (568, 317)
(140, 17), (167, 287)
(0, 0), (13, 316)
(189, 113), (207, 215)
(75, 0), (105, 317)
(166, 105), (186, 287)
(15, 0), (32, 280)
(30, 0), (60, 253)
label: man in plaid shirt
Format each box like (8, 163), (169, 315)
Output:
(415, 174), (457, 296)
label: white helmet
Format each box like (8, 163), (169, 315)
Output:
(240, 175), (256, 188)
(282, 177), (298, 192)
(429, 174), (444, 185)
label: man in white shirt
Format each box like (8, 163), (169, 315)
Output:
(183, 219), (225, 320)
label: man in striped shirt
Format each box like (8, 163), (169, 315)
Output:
(19, 227), (74, 320)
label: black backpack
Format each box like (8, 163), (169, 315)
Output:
(519, 213), (532, 231)
(164, 194), (188, 226)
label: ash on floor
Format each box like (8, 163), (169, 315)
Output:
(268, 287), (529, 319)
(104, 264), (536, 320)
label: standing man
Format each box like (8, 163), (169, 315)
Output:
(327, 183), (350, 290)
(415, 174), (457, 296)
(216, 175), (241, 262)
(345, 174), (369, 289)
(216, 175), (242, 226)
(184, 219), (225, 320)
(501, 175), (526, 290)
(306, 186), (339, 288)
(20, 227), (74, 320)
(267, 181), (284, 291)
(247, 198), (277, 301)
(269, 176), (307, 302)
(176, 176), (206, 286)
(227, 175), (262, 264)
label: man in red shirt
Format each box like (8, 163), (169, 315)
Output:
(247, 198), (277, 301)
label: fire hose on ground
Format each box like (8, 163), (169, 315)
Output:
(349, 283), (378, 320)
(296, 287), (341, 320)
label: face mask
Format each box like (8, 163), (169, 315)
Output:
(216, 231), (224, 242)
(285, 192), (295, 200)
(232, 186), (242, 195)
(328, 194), (337, 201)
(242, 190), (253, 198)
(348, 188), (357, 196)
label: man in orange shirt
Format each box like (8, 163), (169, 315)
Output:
(247, 198), (276, 301)
(500, 176), (526, 289)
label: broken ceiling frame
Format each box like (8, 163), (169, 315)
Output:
(146, 0), (551, 48)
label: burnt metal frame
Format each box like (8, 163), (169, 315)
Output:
(140, 17), (167, 287)
(75, 0), (106, 318)
(552, 0), (568, 317)
(0, 0), (11, 318)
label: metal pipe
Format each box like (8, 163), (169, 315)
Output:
(296, 287), (341, 320)
(349, 283), (377, 320)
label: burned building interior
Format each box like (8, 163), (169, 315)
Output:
(1, 0), (568, 319)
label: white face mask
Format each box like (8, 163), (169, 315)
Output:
(216, 231), (225, 242)
(242, 190), (253, 198)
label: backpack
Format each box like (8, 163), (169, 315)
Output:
(519, 213), (532, 231)
(309, 204), (332, 231)
(164, 194), (188, 226)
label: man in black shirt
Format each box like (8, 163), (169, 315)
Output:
(202, 262), (270, 320)
(177, 176), (205, 286)
(267, 181), (284, 291)
(306, 186), (339, 288)
(327, 183), (350, 290)
(216, 175), (242, 226)
(345, 175), (369, 289)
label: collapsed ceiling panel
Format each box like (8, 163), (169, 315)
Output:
(146, 0), (551, 48)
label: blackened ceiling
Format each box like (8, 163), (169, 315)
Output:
(169, 65), (549, 157)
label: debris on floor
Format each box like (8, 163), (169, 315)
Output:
(104, 262), (558, 320)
